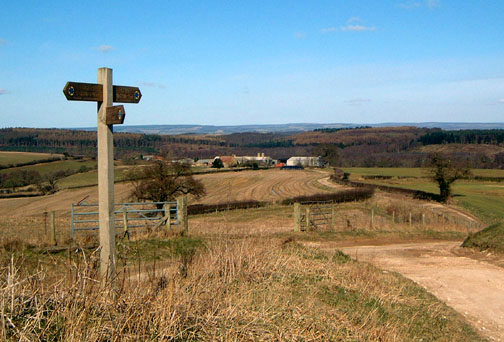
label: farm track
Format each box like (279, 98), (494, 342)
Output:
(333, 242), (504, 341)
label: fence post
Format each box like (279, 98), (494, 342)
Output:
(392, 211), (395, 225)
(164, 203), (172, 230)
(331, 204), (336, 229)
(306, 207), (311, 231)
(293, 203), (301, 232)
(371, 209), (374, 228)
(409, 212), (412, 227)
(70, 205), (75, 242)
(177, 196), (188, 234)
(49, 211), (57, 246)
(122, 207), (129, 240)
(422, 213), (425, 227)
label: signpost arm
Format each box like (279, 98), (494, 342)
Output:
(97, 67), (116, 280)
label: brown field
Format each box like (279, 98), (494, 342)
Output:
(0, 169), (339, 217)
(194, 168), (340, 204)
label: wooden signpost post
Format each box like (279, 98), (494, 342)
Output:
(63, 68), (141, 280)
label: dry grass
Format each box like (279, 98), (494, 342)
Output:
(0, 234), (484, 341)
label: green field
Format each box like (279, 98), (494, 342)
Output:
(0, 159), (97, 177)
(0, 151), (62, 166)
(343, 167), (504, 224)
(343, 167), (504, 178)
(57, 167), (129, 189)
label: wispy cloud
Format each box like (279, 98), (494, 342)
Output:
(323, 17), (376, 33)
(321, 27), (339, 33)
(498, 99), (504, 104)
(427, 0), (441, 8)
(229, 74), (251, 81)
(0, 89), (8, 95)
(294, 32), (307, 39)
(95, 45), (114, 53)
(398, 0), (440, 9)
(341, 24), (376, 32)
(345, 98), (372, 105)
(0, 38), (7, 46)
(347, 16), (362, 23)
(138, 81), (166, 89)
(398, 1), (421, 9)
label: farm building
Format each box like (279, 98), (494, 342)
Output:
(234, 153), (275, 167)
(286, 156), (324, 168)
(214, 156), (238, 167)
(196, 159), (214, 166)
(213, 153), (276, 168)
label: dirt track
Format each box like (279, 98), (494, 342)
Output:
(336, 242), (504, 341)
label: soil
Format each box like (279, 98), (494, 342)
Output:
(0, 169), (343, 217)
(329, 241), (504, 341)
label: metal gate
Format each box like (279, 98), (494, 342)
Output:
(71, 201), (178, 239)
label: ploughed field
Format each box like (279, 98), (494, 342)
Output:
(193, 169), (339, 204)
(0, 169), (338, 217)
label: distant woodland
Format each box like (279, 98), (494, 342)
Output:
(2, 127), (504, 168)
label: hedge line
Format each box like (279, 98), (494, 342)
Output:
(0, 157), (62, 170)
(330, 175), (440, 201)
(187, 188), (375, 215)
(281, 188), (374, 205)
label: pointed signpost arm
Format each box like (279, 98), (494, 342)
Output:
(63, 82), (141, 103)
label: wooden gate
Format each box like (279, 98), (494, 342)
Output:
(294, 201), (335, 231)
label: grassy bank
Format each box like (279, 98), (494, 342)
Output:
(0, 235), (485, 341)
(462, 222), (504, 253)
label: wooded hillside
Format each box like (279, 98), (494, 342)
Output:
(2, 126), (504, 168)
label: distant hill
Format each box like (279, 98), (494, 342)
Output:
(76, 122), (504, 135)
(2, 126), (504, 169)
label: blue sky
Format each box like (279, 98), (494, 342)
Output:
(1, 0), (503, 128)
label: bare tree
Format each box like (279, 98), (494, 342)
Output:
(127, 161), (205, 208)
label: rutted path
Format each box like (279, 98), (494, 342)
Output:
(337, 242), (504, 341)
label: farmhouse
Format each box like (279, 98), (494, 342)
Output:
(235, 153), (275, 167)
(286, 156), (324, 168)
(214, 156), (238, 167)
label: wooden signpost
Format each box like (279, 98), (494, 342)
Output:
(63, 68), (141, 280)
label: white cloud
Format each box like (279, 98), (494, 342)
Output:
(498, 99), (504, 104)
(0, 38), (6, 46)
(95, 45), (114, 53)
(139, 81), (166, 89)
(398, 0), (439, 9)
(340, 25), (376, 32)
(294, 32), (307, 39)
(427, 0), (440, 8)
(346, 98), (372, 105)
(321, 27), (338, 33)
(398, 1), (421, 9)
(347, 16), (362, 23)
(0, 89), (8, 95)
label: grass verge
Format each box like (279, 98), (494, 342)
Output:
(1, 236), (485, 341)
(462, 222), (504, 253)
